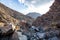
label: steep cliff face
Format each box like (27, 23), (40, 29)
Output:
(32, 0), (60, 28)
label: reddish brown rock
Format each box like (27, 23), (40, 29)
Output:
(32, 0), (60, 29)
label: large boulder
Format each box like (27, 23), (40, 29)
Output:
(17, 32), (27, 40)
(0, 23), (19, 40)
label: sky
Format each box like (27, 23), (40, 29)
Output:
(0, 0), (54, 15)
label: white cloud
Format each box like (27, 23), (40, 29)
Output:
(18, 0), (25, 3)
(31, 0), (36, 4)
(23, 0), (54, 15)
(18, 0), (54, 15)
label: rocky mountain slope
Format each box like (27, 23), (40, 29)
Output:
(0, 0), (60, 40)
(32, 0), (60, 28)
(0, 12), (19, 40)
(0, 3), (33, 40)
(26, 12), (41, 19)
(0, 3), (21, 40)
(0, 3), (33, 25)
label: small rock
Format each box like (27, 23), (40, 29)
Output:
(48, 37), (59, 40)
(36, 32), (45, 38)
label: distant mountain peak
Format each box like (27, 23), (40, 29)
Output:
(26, 12), (41, 19)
